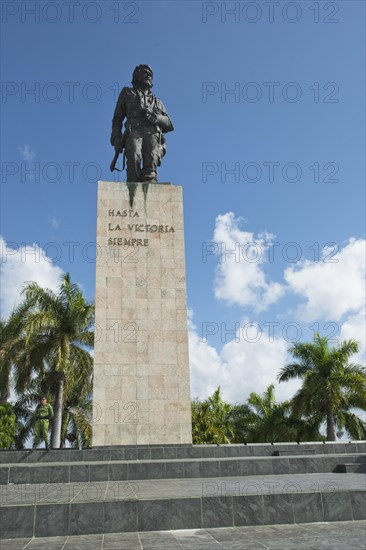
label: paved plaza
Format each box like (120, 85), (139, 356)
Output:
(1, 521), (365, 549)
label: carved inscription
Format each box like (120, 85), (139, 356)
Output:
(108, 237), (149, 246)
(107, 209), (174, 246)
(109, 209), (140, 217)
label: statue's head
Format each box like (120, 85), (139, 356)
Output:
(132, 64), (153, 90)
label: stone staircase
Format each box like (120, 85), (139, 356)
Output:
(1, 441), (365, 539)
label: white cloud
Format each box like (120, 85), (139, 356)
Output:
(339, 310), (366, 365)
(188, 311), (224, 399)
(18, 145), (35, 161)
(284, 238), (365, 322)
(219, 326), (299, 404)
(188, 310), (300, 404)
(0, 237), (64, 319)
(190, 226), (365, 406)
(211, 212), (284, 311)
(48, 217), (61, 229)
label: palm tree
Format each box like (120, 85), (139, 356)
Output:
(278, 333), (366, 441)
(192, 387), (234, 444)
(0, 316), (16, 404)
(244, 384), (322, 443)
(229, 402), (253, 443)
(246, 384), (281, 442)
(13, 370), (93, 449)
(13, 273), (94, 449)
(0, 302), (31, 404)
(60, 369), (93, 448)
(245, 384), (289, 443)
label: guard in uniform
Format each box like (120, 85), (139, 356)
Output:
(33, 396), (54, 450)
(111, 65), (174, 182)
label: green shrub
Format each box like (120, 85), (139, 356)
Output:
(0, 403), (16, 449)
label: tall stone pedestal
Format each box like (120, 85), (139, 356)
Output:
(93, 181), (192, 445)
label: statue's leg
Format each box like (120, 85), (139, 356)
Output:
(125, 131), (143, 182)
(141, 133), (160, 182)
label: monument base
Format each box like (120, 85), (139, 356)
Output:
(1, 442), (365, 538)
(93, 181), (192, 446)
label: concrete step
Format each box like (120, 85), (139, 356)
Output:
(1, 472), (365, 539)
(336, 463), (366, 474)
(1, 454), (365, 485)
(272, 449), (316, 456)
(1, 441), (365, 464)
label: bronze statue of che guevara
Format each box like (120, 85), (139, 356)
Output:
(110, 65), (174, 183)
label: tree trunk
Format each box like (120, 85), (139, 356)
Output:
(326, 408), (337, 441)
(0, 374), (10, 404)
(51, 374), (65, 449)
(60, 412), (69, 448)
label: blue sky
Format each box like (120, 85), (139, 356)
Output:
(1, 1), (365, 406)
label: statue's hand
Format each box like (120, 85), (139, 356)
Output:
(113, 136), (123, 152)
(154, 114), (167, 126)
(145, 110), (157, 124)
